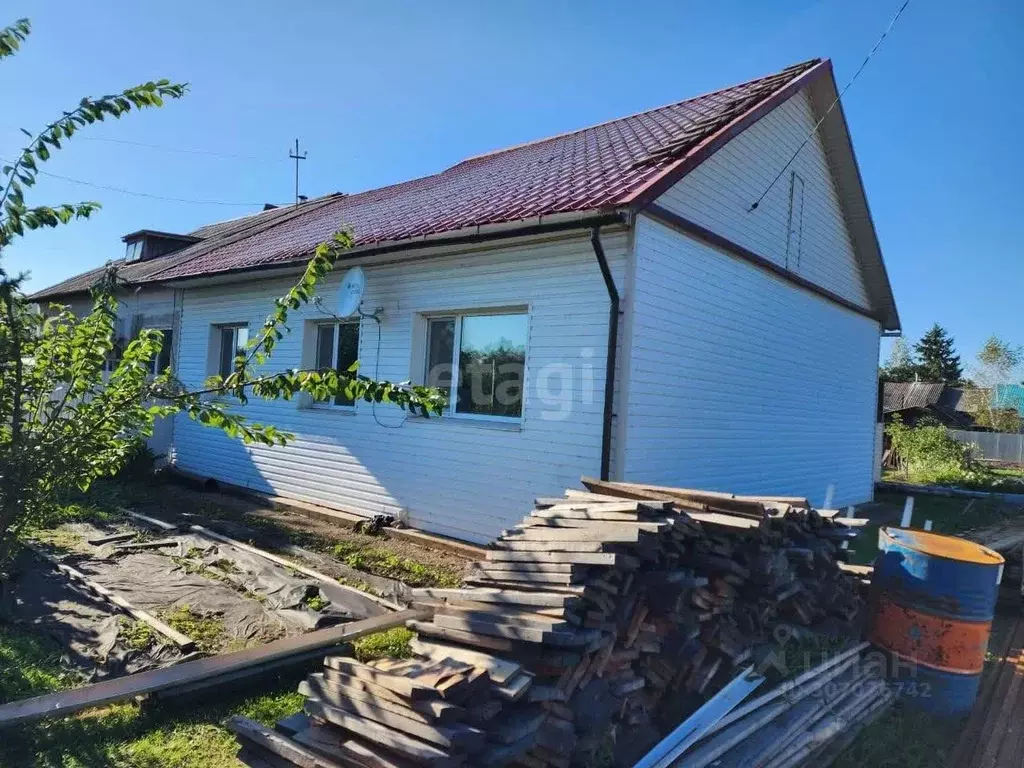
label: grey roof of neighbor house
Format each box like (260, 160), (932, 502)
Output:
(882, 382), (947, 413)
(30, 58), (899, 330)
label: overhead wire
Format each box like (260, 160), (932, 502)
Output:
(748, 0), (912, 212)
(0, 157), (271, 207)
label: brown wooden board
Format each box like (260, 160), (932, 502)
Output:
(305, 698), (462, 766)
(226, 715), (347, 768)
(411, 589), (576, 608)
(430, 614), (597, 647)
(0, 608), (430, 728)
(293, 720), (419, 768)
(318, 670), (464, 723)
(299, 681), (485, 752)
(483, 551), (628, 567)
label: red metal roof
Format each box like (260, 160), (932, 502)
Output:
(33, 59), (822, 297)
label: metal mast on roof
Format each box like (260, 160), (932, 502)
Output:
(288, 138), (307, 206)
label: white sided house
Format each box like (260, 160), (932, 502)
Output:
(33, 59), (899, 544)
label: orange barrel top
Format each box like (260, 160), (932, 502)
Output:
(871, 527), (1004, 716)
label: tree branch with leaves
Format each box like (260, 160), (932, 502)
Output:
(0, 17), (444, 569)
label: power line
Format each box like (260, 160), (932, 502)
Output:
(749, 0), (912, 212)
(77, 136), (287, 163)
(1, 159), (269, 207)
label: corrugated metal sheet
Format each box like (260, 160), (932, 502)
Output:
(883, 382), (946, 413)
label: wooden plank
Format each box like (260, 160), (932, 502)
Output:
(409, 638), (520, 685)
(411, 589), (575, 608)
(0, 608), (428, 728)
(226, 715), (346, 768)
(435, 604), (571, 631)
(112, 538), (178, 551)
(466, 571), (583, 587)
(484, 551), (633, 568)
(319, 669), (464, 722)
(322, 657), (444, 701)
(304, 698), (462, 766)
(87, 532), (136, 546)
(292, 722), (417, 768)
(494, 671), (534, 702)
(190, 524), (401, 611)
(119, 507), (179, 531)
(431, 614), (597, 647)
(519, 518), (667, 532)
(304, 675), (451, 726)
(491, 540), (606, 552)
(470, 561), (577, 574)
(27, 545), (195, 652)
(491, 706), (547, 744)
(501, 527), (643, 543)
(299, 681), (485, 752)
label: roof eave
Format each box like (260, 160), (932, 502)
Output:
(155, 208), (633, 289)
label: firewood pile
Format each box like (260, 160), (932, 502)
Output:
(229, 479), (868, 768)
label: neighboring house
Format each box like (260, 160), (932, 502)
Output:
(32, 58), (900, 543)
(881, 382), (978, 429)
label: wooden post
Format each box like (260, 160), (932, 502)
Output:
(901, 497), (914, 528)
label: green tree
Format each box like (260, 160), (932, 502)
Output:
(914, 323), (962, 383)
(880, 337), (919, 382)
(0, 19), (445, 568)
(965, 335), (1024, 432)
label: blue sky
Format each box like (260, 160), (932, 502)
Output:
(2, 0), (1021, 368)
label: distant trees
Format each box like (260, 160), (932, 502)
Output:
(966, 336), (1024, 432)
(880, 323), (962, 384)
(914, 324), (963, 384)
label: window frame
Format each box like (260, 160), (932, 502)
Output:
(312, 319), (361, 410)
(150, 328), (174, 376)
(125, 240), (143, 263)
(216, 323), (250, 380)
(422, 309), (528, 423)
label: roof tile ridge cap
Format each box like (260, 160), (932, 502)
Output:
(141, 195), (344, 283)
(453, 58), (823, 167)
(611, 58), (828, 207)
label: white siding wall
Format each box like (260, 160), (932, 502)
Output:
(659, 91), (870, 309)
(625, 215), (879, 508)
(172, 233), (626, 543)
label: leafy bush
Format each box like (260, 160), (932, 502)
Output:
(887, 415), (989, 486)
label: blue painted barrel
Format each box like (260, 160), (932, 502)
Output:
(870, 527), (1004, 717)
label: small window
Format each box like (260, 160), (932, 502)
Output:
(151, 329), (173, 375)
(218, 325), (249, 378)
(424, 311), (527, 420)
(125, 240), (143, 263)
(314, 321), (360, 407)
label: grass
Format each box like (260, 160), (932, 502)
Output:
(302, 592), (328, 612)
(118, 619), (156, 652)
(352, 627), (414, 663)
(0, 621), (305, 767)
(159, 605), (225, 655)
(331, 541), (462, 588)
(832, 703), (958, 768)
(848, 491), (1017, 565)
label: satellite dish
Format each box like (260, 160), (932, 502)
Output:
(337, 266), (366, 318)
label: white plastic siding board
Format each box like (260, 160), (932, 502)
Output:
(172, 233), (627, 543)
(658, 90), (870, 310)
(626, 216), (879, 508)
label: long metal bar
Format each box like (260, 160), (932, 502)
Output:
(590, 227), (619, 481)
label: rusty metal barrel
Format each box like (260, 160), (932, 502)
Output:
(870, 526), (1004, 716)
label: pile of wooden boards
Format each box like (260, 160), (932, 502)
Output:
(230, 479), (867, 767)
(648, 643), (893, 768)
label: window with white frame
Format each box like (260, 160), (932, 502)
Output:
(217, 324), (250, 378)
(314, 321), (360, 407)
(425, 311), (527, 419)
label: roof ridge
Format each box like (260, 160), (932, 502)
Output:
(143, 195), (344, 282)
(455, 58), (822, 167)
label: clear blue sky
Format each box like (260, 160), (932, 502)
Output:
(3, 0), (1021, 367)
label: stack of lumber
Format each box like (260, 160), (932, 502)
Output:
(651, 643), (893, 768)
(230, 479), (866, 767)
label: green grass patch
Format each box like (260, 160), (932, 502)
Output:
(118, 618), (156, 652)
(352, 627), (414, 663)
(332, 543), (461, 588)
(0, 624), (82, 704)
(832, 702), (957, 768)
(159, 605), (225, 655)
(302, 592), (328, 612)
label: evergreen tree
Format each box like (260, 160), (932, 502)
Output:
(880, 337), (919, 382)
(914, 323), (962, 383)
